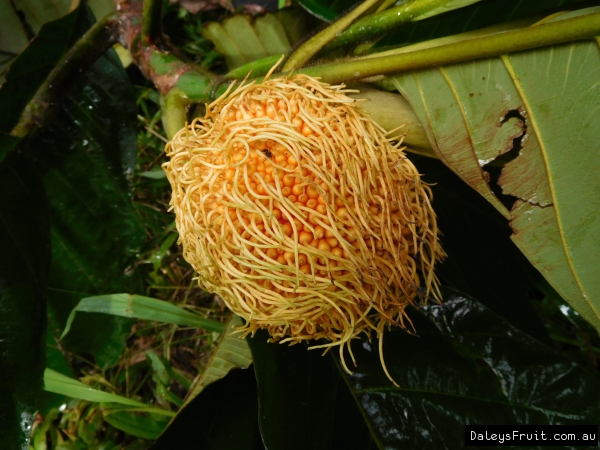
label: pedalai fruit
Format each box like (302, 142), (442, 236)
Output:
(163, 72), (443, 383)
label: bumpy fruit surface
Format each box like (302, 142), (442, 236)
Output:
(164, 73), (443, 374)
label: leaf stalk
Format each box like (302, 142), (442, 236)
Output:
(300, 10), (600, 84)
(283, 0), (381, 71)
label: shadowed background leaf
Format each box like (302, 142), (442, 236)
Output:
(22, 7), (147, 368)
(151, 368), (263, 449)
(0, 150), (51, 449)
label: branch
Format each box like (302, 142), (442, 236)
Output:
(300, 10), (600, 84)
(142, 0), (163, 44)
(282, 0), (381, 71)
(116, 0), (219, 102)
(321, 0), (480, 53)
(12, 12), (119, 137)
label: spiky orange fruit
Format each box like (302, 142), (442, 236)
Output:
(163, 73), (443, 380)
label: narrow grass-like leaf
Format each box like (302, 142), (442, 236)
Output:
(102, 408), (171, 440)
(43, 369), (146, 407)
(61, 294), (225, 339)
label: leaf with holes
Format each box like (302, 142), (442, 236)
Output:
(392, 7), (600, 333)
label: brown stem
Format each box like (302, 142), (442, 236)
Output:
(12, 12), (120, 137)
(115, 0), (219, 103)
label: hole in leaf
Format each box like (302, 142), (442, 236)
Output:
(482, 108), (527, 210)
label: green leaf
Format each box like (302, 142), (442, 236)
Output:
(0, 7), (79, 133)
(43, 368), (146, 407)
(184, 315), (252, 402)
(393, 8), (600, 332)
(146, 351), (171, 387)
(61, 294), (225, 339)
(335, 288), (600, 448)
(102, 407), (171, 440)
(297, 0), (345, 22)
(254, 14), (291, 56)
(246, 330), (340, 450)
(151, 368), (263, 449)
(222, 16), (268, 64)
(225, 55), (285, 80)
(0, 152), (50, 450)
(139, 168), (167, 179)
(204, 10), (310, 70)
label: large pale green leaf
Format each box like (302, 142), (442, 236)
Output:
(393, 7), (600, 332)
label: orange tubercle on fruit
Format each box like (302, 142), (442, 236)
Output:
(163, 72), (444, 382)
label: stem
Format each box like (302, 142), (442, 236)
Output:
(283, 0), (381, 71)
(142, 0), (163, 44)
(323, 0), (480, 52)
(160, 88), (190, 140)
(11, 12), (118, 137)
(299, 10), (600, 84)
(116, 0), (219, 103)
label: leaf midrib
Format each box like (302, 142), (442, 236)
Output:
(353, 385), (588, 420)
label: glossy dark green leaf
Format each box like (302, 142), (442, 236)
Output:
(331, 376), (376, 450)
(151, 368), (263, 450)
(247, 330), (340, 450)
(0, 7), (80, 133)
(412, 155), (551, 344)
(25, 10), (145, 368)
(0, 152), (51, 449)
(372, 0), (591, 53)
(297, 0), (346, 22)
(336, 287), (600, 449)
